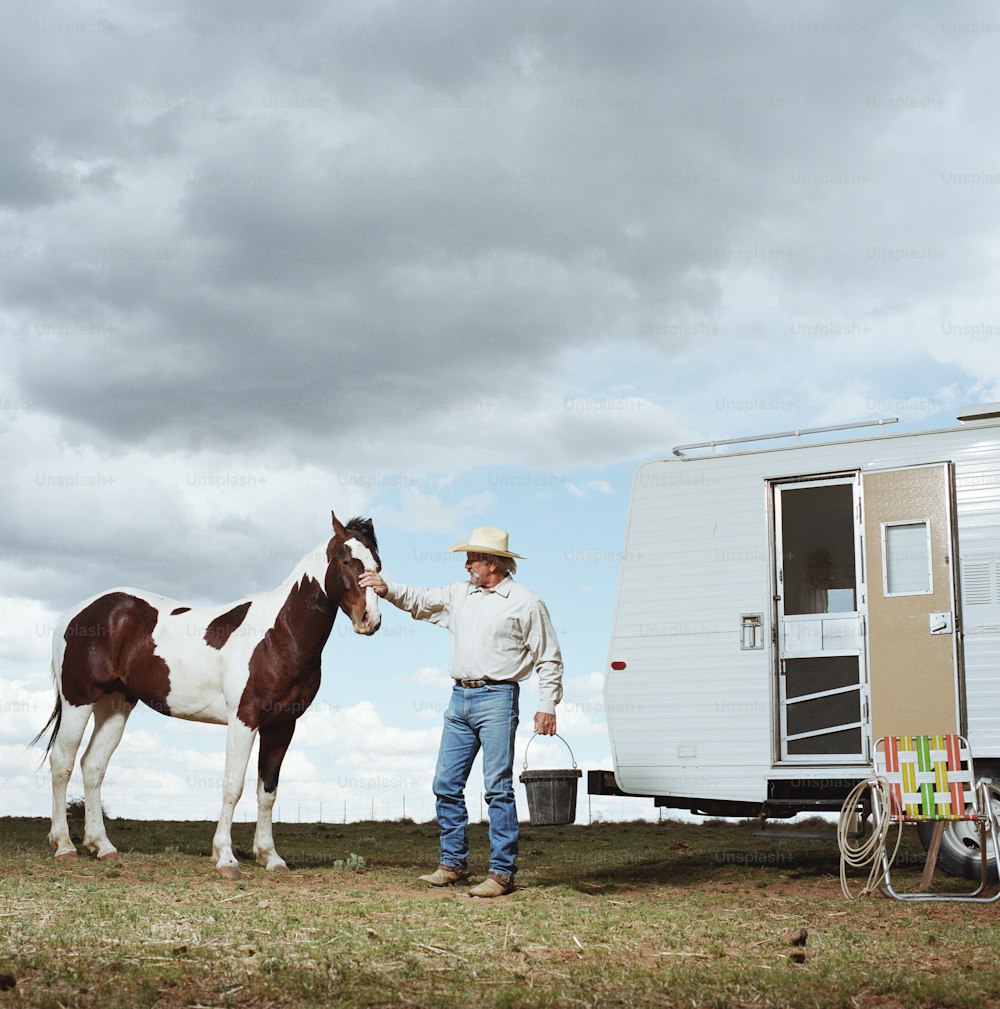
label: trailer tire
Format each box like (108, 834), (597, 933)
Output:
(916, 779), (1000, 883)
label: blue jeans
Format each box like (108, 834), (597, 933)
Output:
(434, 682), (519, 878)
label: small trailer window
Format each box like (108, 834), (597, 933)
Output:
(882, 520), (932, 596)
(779, 482), (858, 615)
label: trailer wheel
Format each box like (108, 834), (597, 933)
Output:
(916, 781), (1000, 883)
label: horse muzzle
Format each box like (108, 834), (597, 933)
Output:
(353, 613), (381, 636)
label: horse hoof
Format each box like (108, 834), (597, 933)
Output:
(268, 863), (290, 875)
(54, 851), (78, 862)
(217, 864), (241, 880)
(98, 851), (121, 863)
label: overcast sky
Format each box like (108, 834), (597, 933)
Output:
(3, 1), (1000, 834)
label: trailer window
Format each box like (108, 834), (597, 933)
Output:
(779, 483), (857, 615)
(882, 520), (932, 596)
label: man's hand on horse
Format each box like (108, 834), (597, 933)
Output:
(534, 711), (557, 736)
(360, 571), (388, 597)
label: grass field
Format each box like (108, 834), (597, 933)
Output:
(2, 814), (1000, 1008)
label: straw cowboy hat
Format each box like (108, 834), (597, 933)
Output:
(449, 526), (525, 559)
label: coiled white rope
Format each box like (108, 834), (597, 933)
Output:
(837, 776), (904, 899)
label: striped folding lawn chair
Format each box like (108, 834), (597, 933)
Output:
(871, 734), (1000, 901)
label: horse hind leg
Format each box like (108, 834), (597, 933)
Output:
(79, 694), (135, 861)
(47, 700), (95, 860)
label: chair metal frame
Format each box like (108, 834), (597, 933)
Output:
(870, 733), (1000, 902)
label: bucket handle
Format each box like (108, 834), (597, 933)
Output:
(522, 732), (577, 770)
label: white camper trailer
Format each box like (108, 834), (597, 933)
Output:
(591, 405), (1000, 875)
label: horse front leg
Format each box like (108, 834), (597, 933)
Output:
(254, 720), (296, 873)
(212, 719), (256, 880)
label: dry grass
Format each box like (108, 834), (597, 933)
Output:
(2, 816), (1000, 1007)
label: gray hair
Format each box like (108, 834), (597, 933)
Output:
(490, 554), (517, 577)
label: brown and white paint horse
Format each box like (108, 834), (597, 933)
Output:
(35, 512), (381, 879)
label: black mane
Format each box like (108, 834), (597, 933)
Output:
(346, 516), (380, 566)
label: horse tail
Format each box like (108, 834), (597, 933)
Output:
(30, 695), (62, 760)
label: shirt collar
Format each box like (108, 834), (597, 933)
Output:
(472, 575), (513, 598)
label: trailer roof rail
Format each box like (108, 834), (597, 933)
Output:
(957, 402), (1000, 422)
(672, 417), (899, 457)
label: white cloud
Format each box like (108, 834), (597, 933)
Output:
(376, 488), (496, 535)
(0, 678), (55, 743)
(0, 597), (58, 666)
(402, 665), (451, 687)
(296, 700), (439, 758)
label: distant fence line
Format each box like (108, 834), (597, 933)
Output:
(257, 793), (658, 825)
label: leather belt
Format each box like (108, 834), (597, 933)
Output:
(455, 678), (494, 688)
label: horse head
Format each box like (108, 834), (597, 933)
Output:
(326, 512), (382, 636)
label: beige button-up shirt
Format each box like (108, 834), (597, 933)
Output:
(384, 576), (565, 714)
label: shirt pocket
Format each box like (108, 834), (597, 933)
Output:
(491, 616), (523, 647)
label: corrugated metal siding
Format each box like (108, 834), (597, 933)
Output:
(954, 441), (1000, 754)
(607, 451), (778, 801)
(605, 421), (1000, 803)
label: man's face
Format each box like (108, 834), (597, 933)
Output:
(465, 552), (493, 586)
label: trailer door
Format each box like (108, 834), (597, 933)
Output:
(861, 463), (961, 741)
(774, 475), (867, 762)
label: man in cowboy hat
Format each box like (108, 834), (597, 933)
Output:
(360, 526), (564, 897)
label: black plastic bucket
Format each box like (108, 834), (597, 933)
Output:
(519, 733), (582, 826)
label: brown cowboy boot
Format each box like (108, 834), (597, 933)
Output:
(467, 871), (515, 898)
(418, 864), (470, 887)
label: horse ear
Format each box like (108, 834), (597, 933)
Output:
(362, 517), (375, 536)
(331, 511), (346, 536)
